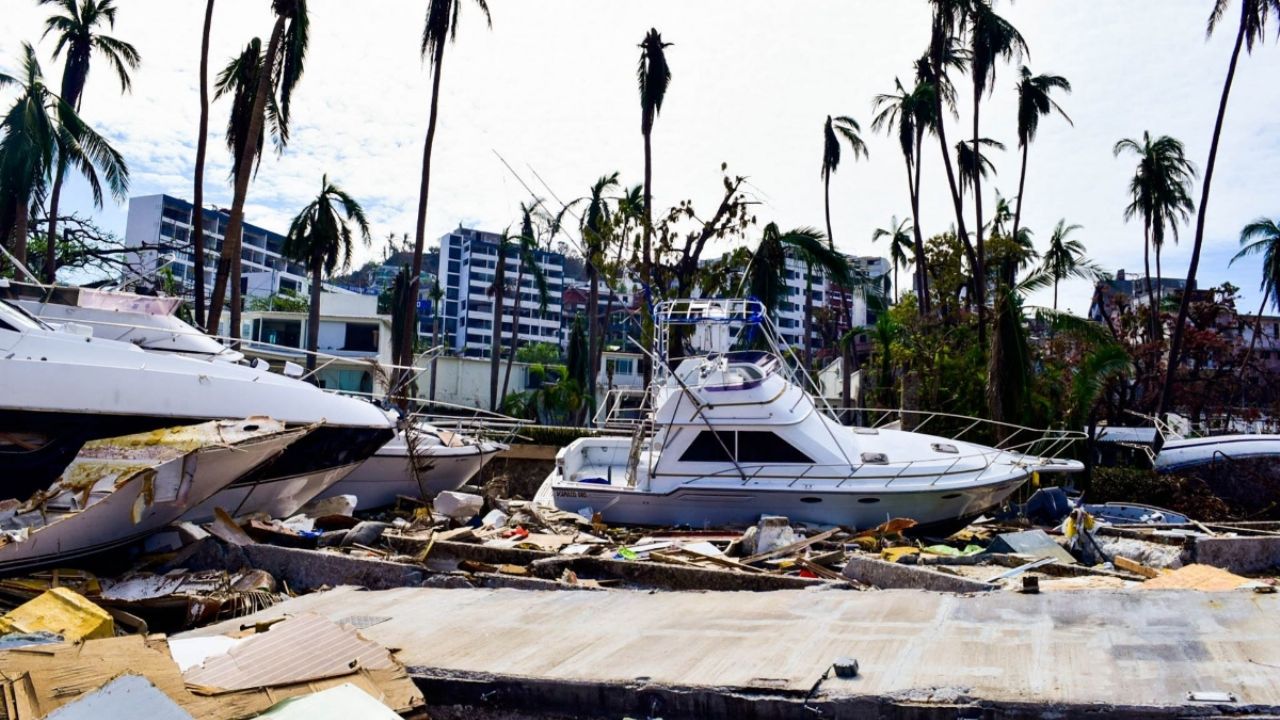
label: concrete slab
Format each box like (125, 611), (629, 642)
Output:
(180, 586), (1280, 718)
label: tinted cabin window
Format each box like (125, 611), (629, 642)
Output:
(680, 431), (736, 462)
(737, 431), (813, 463)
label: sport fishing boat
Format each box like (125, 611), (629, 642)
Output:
(535, 299), (1083, 531)
(315, 421), (505, 509)
(0, 298), (393, 517)
(0, 419), (308, 572)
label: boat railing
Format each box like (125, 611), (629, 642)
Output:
(835, 407), (1085, 459)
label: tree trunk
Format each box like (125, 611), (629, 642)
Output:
(13, 201), (29, 267)
(1053, 278), (1059, 312)
(587, 262), (600, 404)
(1238, 293), (1268, 388)
(973, 85), (987, 351)
(44, 164), (66, 283)
(306, 256), (322, 376)
(1152, 220), (1162, 340)
(903, 150), (928, 316)
(502, 263), (523, 403)
(641, 128), (654, 387)
(192, 0), (215, 329)
(428, 306), (441, 402)
(489, 246), (506, 412)
(893, 265), (899, 303)
(1159, 8), (1247, 422)
(911, 126), (930, 315)
(803, 273), (814, 372)
(823, 173), (833, 248)
(1155, 241), (1164, 330)
(1012, 141), (1029, 247)
(931, 50), (977, 291)
(206, 14), (286, 341)
(397, 38), (447, 404)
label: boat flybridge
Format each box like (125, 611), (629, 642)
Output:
(536, 298), (1084, 532)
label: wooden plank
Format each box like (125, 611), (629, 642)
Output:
(1113, 556), (1160, 579)
(671, 548), (766, 574)
(741, 528), (844, 565)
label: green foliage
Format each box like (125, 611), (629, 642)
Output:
(516, 342), (561, 365)
(247, 289), (309, 313)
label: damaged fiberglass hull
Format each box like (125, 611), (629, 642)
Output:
(0, 420), (308, 573)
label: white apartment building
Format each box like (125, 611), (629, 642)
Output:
(124, 194), (310, 300)
(437, 227), (566, 357)
(774, 253), (891, 351)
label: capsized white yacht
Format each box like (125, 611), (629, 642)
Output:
(536, 299), (1083, 532)
(315, 421), (505, 509)
(0, 298), (393, 517)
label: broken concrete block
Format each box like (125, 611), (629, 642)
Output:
(985, 530), (1077, 565)
(1189, 536), (1280, 574)
(755, 516), (795, 556)
(435, 491), (484, 521)
(841, 555), (997, 593)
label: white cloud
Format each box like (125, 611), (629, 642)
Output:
(1, 0), (1277, 315)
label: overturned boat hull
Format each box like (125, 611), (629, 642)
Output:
(0, 420), (307, 573)
(1154, 434), (1280, 473)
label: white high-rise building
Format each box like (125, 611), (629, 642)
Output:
(437, 227), (566, 357)
(123, 194), (310, 299)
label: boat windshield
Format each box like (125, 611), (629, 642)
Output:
(0, 299), (52, 332)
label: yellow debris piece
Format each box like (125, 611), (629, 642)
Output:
(0, 587), (114, 641)
(881, 546), (920, 563)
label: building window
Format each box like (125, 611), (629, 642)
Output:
(343, 323), (379, 352)
(256, 318), (302, 348)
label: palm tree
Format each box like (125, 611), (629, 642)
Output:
(871, 216), (913, 302)
(1039, 220), (1101, 311)
(1113, 132), (1195, 339)
(924, 1), (978, 284)
(488, 230), (514, 411)
(1231, 217), (1280, 375)
(1161, 0), (1280, 420)
(502, 204), (549, 404)
(205, 0), (308, 341)
(0, 44), (127, 270)
(968, 0), (1027, 350)
(746, 223), (853, 366)
(1011, 66), (1071, 244)
(821, 115), (868, 247)
(581, 172), (619, 403)
(637, 28), (671, 303)
(282, 175), (371, 375)
(192, 0), (215, 327)
(37, 0), (139, 285)
(398, 0), (492, 393)
(872, 78), (933, 315)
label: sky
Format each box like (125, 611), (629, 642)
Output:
(1, 0), (1277, 316)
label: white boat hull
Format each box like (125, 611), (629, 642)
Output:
(537, 473), (1028, 531)
(0, 425), (303, 573)
(318, 442), (502, 510)
(1154, 434), (1280, 472)
(181, 461), (361, 522)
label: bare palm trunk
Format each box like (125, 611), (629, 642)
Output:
(14, 202), (29, 267)
(641, 129), (654, 386)
(1012, 141), (1029, 246)
(1143, 221), (1157, 341)
(207, 15), (286, 341)
(587, 262), (600, 403)
(973, 86), (987, 350)
(489, 249), (506, 412)
(911, 127), (931, 314)
(306, 256), (322, 376)
(933, 98), (977, 303)
(44, 165), (66, 283)
(428, 309), (441, 402)
(1159, 8), (1247, 421)
(1155, 241), (1164, 327)
(397, 39), (447, 404)
(502, 264), (523, 403)
(1053, 278), (1059, 312)
(191, 0), (215, 328)
(893, 265), (899, 303)
(803, 273), (814, 372)
(823, 173), (833, 248)
(1239, 294), (1268, 386)
(903, 156), (927, 313)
